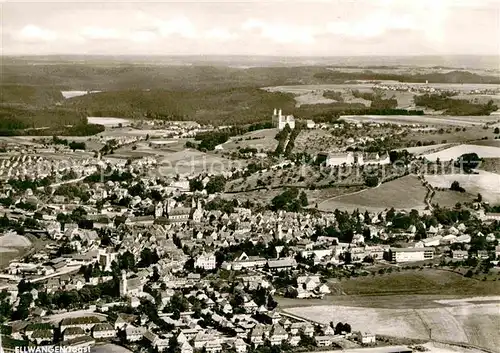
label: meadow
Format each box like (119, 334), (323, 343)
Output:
(341, 115), (499, 127)
(422, 144), (500, 161)
(318, 175), (427, 212)
(424, 171), (500, 203)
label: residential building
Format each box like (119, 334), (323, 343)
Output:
(389, 247), (434, 263)
(195, 252), (217, 270)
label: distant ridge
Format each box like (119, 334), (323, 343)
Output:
(3, 55), (500, 70)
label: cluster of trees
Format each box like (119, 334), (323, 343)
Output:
(330, 321), (352, 334)
(364, 175), (379, 187)
(450, 180), (466, 193)
(0, 105), (104, 136)
(323, 90), (343, 101)
(284, 125), (303, 156)
(84, 169), (134, 183)
(195, 131), (231, 151)
(271, 187), (308, 212)
(274, 125), (292, 155)
(389, 150), (413, 164)
(205, 197), (237, 214)
(52, 136), (86, 150)
(206, 175), (227, 194)
(54, 184), (91, 202)
(455, 153), (482, 170)
(189, 175), (227, 194)
(414, 94), (498, 115)
(8, 176), (53, 191)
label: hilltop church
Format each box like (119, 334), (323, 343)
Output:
(272, 108), (295, 130)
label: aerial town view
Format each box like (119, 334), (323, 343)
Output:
(0, 1), (499, 353)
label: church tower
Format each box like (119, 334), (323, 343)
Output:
(155, 201), (164, 218)
(275, 223), (283, 240)
(119, 270), (128, 297)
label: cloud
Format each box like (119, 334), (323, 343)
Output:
(204, 28), (237, 41)
(17, 25), (57, 42)
(327, 12), (418, 38)
(155, 16), (198, 38)
(130, 30), (157, 43)
(242, 19), (317, 44)
(81, 26), (121, 40)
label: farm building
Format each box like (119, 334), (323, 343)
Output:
(356, 331), (376, 344)
(451, 250), (468, 260)
(389, 247), (434, 263)
(316, 151), (389, 167)
(364, 152), (390, 165)
(319, 152), (356, 166)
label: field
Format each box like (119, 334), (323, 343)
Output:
(396, 143), (452, 155)
(220, 128), (279, 152)
(422, 144), (500, 161)
(451, 93), (500, 105)
(424, 171), (500, 203)
(294, 91), (338, 107)
(430, 190), (476, 208)
(341, 115), (500, 127)
(318, 175), (427, 212)
(282, 271), (500, 351)
(331, 270), (500, 297)
(402, 126), (497, 146)
(87, 117), (131, 126)
(478, 158), (500, 173)
(221, 186), (364, 207)
(0, 234), (32, 248)
(153, 149), (241, 176)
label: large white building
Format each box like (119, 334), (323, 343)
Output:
(317, 151), (390, 167)
(195, 252), (217, 270)
(272, 108), (295, 130)
(390, 247), (434, 263)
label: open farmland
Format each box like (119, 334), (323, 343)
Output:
(430, 190), (476, 208)
(424, 171), (500, 203)
(422, 144), (500, 161)
(154, 149), (240, 176)
(284, 271), (500, 351)
(221, 186), (364, 207)
(220, 128), (278, 152)
(87, 117), (131, 126)
(451, 93), (500, 105)
(294, 91), (337, 107)
(478, 158), (500, 173)
(341, 115), (499, 127)
(395, 143), (453, 155)
(318, 175), (426, 212)
(332, 270), (500, 297)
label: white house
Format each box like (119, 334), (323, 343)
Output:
(92, 323), (116, 339)
(356, 332), (376, 344)
(125, 325), (145, 342)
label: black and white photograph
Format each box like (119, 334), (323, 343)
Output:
(0, 1), (499, 352)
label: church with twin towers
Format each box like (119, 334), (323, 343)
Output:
(272, 108), (295, 130)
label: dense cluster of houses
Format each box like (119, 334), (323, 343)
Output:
(0, 133), (499, 353)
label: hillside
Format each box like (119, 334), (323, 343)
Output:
(65, 88), (296, 126)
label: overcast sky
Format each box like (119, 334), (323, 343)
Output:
(2, 0), (499, 56)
